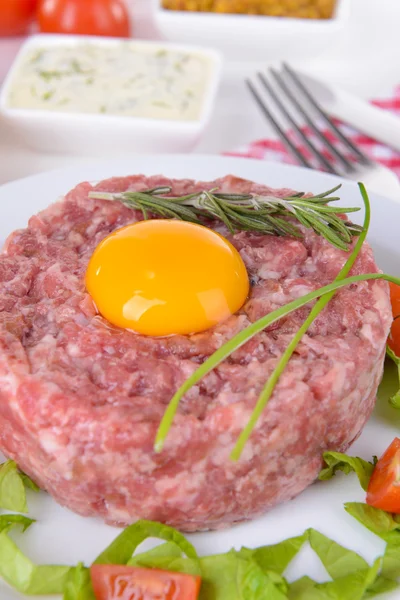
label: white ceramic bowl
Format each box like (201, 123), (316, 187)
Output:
(0, 35), (223, 156)
(151, 0), (349, 62)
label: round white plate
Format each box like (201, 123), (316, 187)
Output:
(0, 155), (399, 600)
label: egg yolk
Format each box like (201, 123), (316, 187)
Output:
(85, 219), (249, 337)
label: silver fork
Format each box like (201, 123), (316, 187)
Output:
(247, 63), (400, 201)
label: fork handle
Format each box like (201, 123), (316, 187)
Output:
(328, 88), (400, 154)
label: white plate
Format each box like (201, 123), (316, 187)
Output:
(0, 155), (399, 600)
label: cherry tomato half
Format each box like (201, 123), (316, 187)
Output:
(37, 0), (131, 37)
(0, 0), (38, 37)
(389, 283), (400, 357)
(366, 437), (400, 513)
(90, 564), (201, 600)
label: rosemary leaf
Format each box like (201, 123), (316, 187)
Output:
(313, 184), (342, 198)
(141, 186), (172, 195)
(204, 192), (234, 233)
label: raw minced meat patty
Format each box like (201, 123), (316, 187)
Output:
(0, 174), (392, 531)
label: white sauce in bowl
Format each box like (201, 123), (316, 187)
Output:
(6, 42), (214, 121)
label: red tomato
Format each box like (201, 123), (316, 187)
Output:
(37, 0), (131, 37)
(90, 564), (201, 600)
(366, 437), (400, 513)
(0, 0), (38, 37)
(389, 282), (400, 357)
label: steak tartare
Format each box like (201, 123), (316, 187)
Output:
(0, 174), (392, 531)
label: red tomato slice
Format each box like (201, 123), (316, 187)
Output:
(366, 438), (400, 513)
(389, 282), (400, 357)
(90, 564), (201, 600)
(37, 0), (131, 37)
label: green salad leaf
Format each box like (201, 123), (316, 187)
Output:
(94, 519), (198, 566)
(0, 514), (34, 533)
(289, 576), (316, 599)
(386, 346), (400, 408)
(0, 461), (39, 513)
(319, 452), (376, 491)
(198, 551), (287, 600)
(309, 559), (381, 600)
(379, 533), (400, 580)
(128, 541), (200, 576)
(20, 472), (40, 493)
(344, 503), (400, 537)
(246, 533), (308, 575)
(236, 558), (288, 600)
(128, 540), (183, 565)
(308, 528), (369, 578)
(345, 503), (400, 581)
(363, 576), (399, 599)
(63, 563), (95, 600)
(0, 514), (399, 600)
(0, 518), (71, 594)
(305, 530), (391, 600)
(0, 460), (28, 513)
(289, 556), (383, 600)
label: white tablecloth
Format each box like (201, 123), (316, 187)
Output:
(0, 0), (399, 185)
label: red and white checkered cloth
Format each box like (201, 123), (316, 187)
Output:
(225, 85), (400, 178)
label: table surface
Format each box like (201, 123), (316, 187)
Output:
(0, 0), (399, 186)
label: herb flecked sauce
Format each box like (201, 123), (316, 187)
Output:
(6, 43), (214, 121)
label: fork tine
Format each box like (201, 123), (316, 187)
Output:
(282, 63), (373, 166)
(257, 72), (336, 175)
(270, 67), (357, 174)
(245, 79), (312, 169)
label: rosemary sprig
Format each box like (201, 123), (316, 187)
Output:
(89, 184), (363, 251)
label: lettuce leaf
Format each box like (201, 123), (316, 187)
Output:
(0, 460), (28, 513)
(128, 541), (200, 576)
(386, 346), (400, 408)
(94, 519), (198, 566)
(244, 533), (308, 575)
(0, 518), (71, 594)
(363, 576), (399, 599)
(128, 541), (183, 565)
(287, 528), (399, 599)
(289, 576), (316, 599)
(307, 529), (391, 599)
(198, 551), (287, 600)
(318, 452), (376, 491)
(344, 502), (400, 537)
(308, 528), (369, 577)
(63, 563), (95, 600)
(345, 502), (400, 583)
(235, 558), (287, 600)
(0, 513), (398, 600)
(0, 460), (39, 513)
(380, 533), (400, 580)
(305, 559), (381, 600)
(20, 472), (40, 493)
(129, 536), (293, 599)
(0, 513), (34, 533)
(124, 527), (386, 600)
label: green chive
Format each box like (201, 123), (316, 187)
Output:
(154, 273), (399, 454)
(230, 183), (370, 460)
